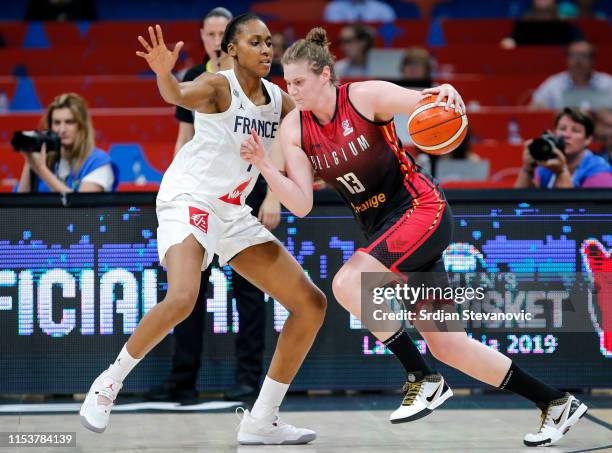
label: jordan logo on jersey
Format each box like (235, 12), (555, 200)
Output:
(219, 178), (252, 205)
(189, 206), (209, 234)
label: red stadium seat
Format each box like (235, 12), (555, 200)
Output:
(0, 22), (27, 48)
(135, 142), (175, 173)
(468, 108), (554, 142)
(0, 77), (18, 102)
(252, 1), (328, 21)
(0, 142), (24, 186)
(91, 109), (175, 143)
(432, 45), (567, 76)
(439, 74), (548, 106)
(0, 46), (146, 76)
(441, 19), (513, 45)
(470, 143), (523, 176)
(574, 19), (612, 45)
(44, 22), (85, 47)
(85, 21), (198, 46)
(434, 44), (612, 76)
(33, 76), (164, 108)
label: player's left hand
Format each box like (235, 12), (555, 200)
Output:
(422, 83), (465, 115)
(240, 129), (267, 168)
(539, 147), (569, 175)
(258, 193), (281, 230)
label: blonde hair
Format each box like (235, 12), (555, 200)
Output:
(41, 93), (95, 174)
(281, 27), (338, 85)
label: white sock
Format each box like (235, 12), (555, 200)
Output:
(106, 343), (141, 383)
(251, 376), (290, 420)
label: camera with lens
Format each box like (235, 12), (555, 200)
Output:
(528, 131), (565, 161)
(10, 130), (61, 153)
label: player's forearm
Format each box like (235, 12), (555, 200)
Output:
(259, 160), (312, 217)
(156, 72), (182, 105)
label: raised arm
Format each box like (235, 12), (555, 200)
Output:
(136, 25), (218, 112)
(348, 80), (465, 122)
(241, 109), (315, 217)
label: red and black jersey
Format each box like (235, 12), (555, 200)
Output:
(300, 83), (437, 236)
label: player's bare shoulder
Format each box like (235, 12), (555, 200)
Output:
(347, 80), (385, 121)
(190, 72), (232, 113)
(280, 90), (296, 119)
(280, 108), (301, 146)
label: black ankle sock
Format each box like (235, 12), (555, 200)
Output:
(383, 329), (435, 380)
(498, 362), (565, 411)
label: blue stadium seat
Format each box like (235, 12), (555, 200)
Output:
(109, 143), (163, 183)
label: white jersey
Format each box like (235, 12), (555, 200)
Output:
(157, 69), (282, 218)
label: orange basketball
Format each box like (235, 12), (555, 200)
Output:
(407, 94), (468, 155)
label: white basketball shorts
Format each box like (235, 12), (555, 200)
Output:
(156, 197), (277, 270)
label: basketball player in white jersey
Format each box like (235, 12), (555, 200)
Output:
(79, 14), (326, 445)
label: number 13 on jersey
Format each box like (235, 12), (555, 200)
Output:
(336, 172), (366, 194)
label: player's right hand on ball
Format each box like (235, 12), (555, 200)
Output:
(240, 129), (267, 168)
(136, 24), (183, 75)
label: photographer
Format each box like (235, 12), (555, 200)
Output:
(515, 107), (612, 188)
(16, 93), (117, 193)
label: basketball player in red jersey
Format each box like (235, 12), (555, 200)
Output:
(80, 15), (324, 445)
(240, 27), (588, 447)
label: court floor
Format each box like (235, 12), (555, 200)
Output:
(0, 394), (610, 453)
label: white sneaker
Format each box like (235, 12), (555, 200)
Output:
(79, 370), (123, 433)
(389, 373), (453, 424)
(236, 408), (316, 445)
(523, 393), (588, 447)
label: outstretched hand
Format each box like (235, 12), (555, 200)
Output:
(136, 24), (184, 75)
(240, 129), (267, 168)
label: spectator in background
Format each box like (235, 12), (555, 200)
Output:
(594, 108), (612, 164)
(18, 93), (116, 193)
(500, 0), (584, 49)
(25, 0), (97, 21)
(323, 0), (396, 22)
(523, 0), (560, 19)
(515, 107), (612, 188)
(559, 0), (608, 19)
(399, 47), (433, 87)
(269, 31), (288, 77)
(334, 24), (375, 78)
(530, 40), (612, 110)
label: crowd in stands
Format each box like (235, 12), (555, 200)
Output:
(1, 0), (612, 191)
